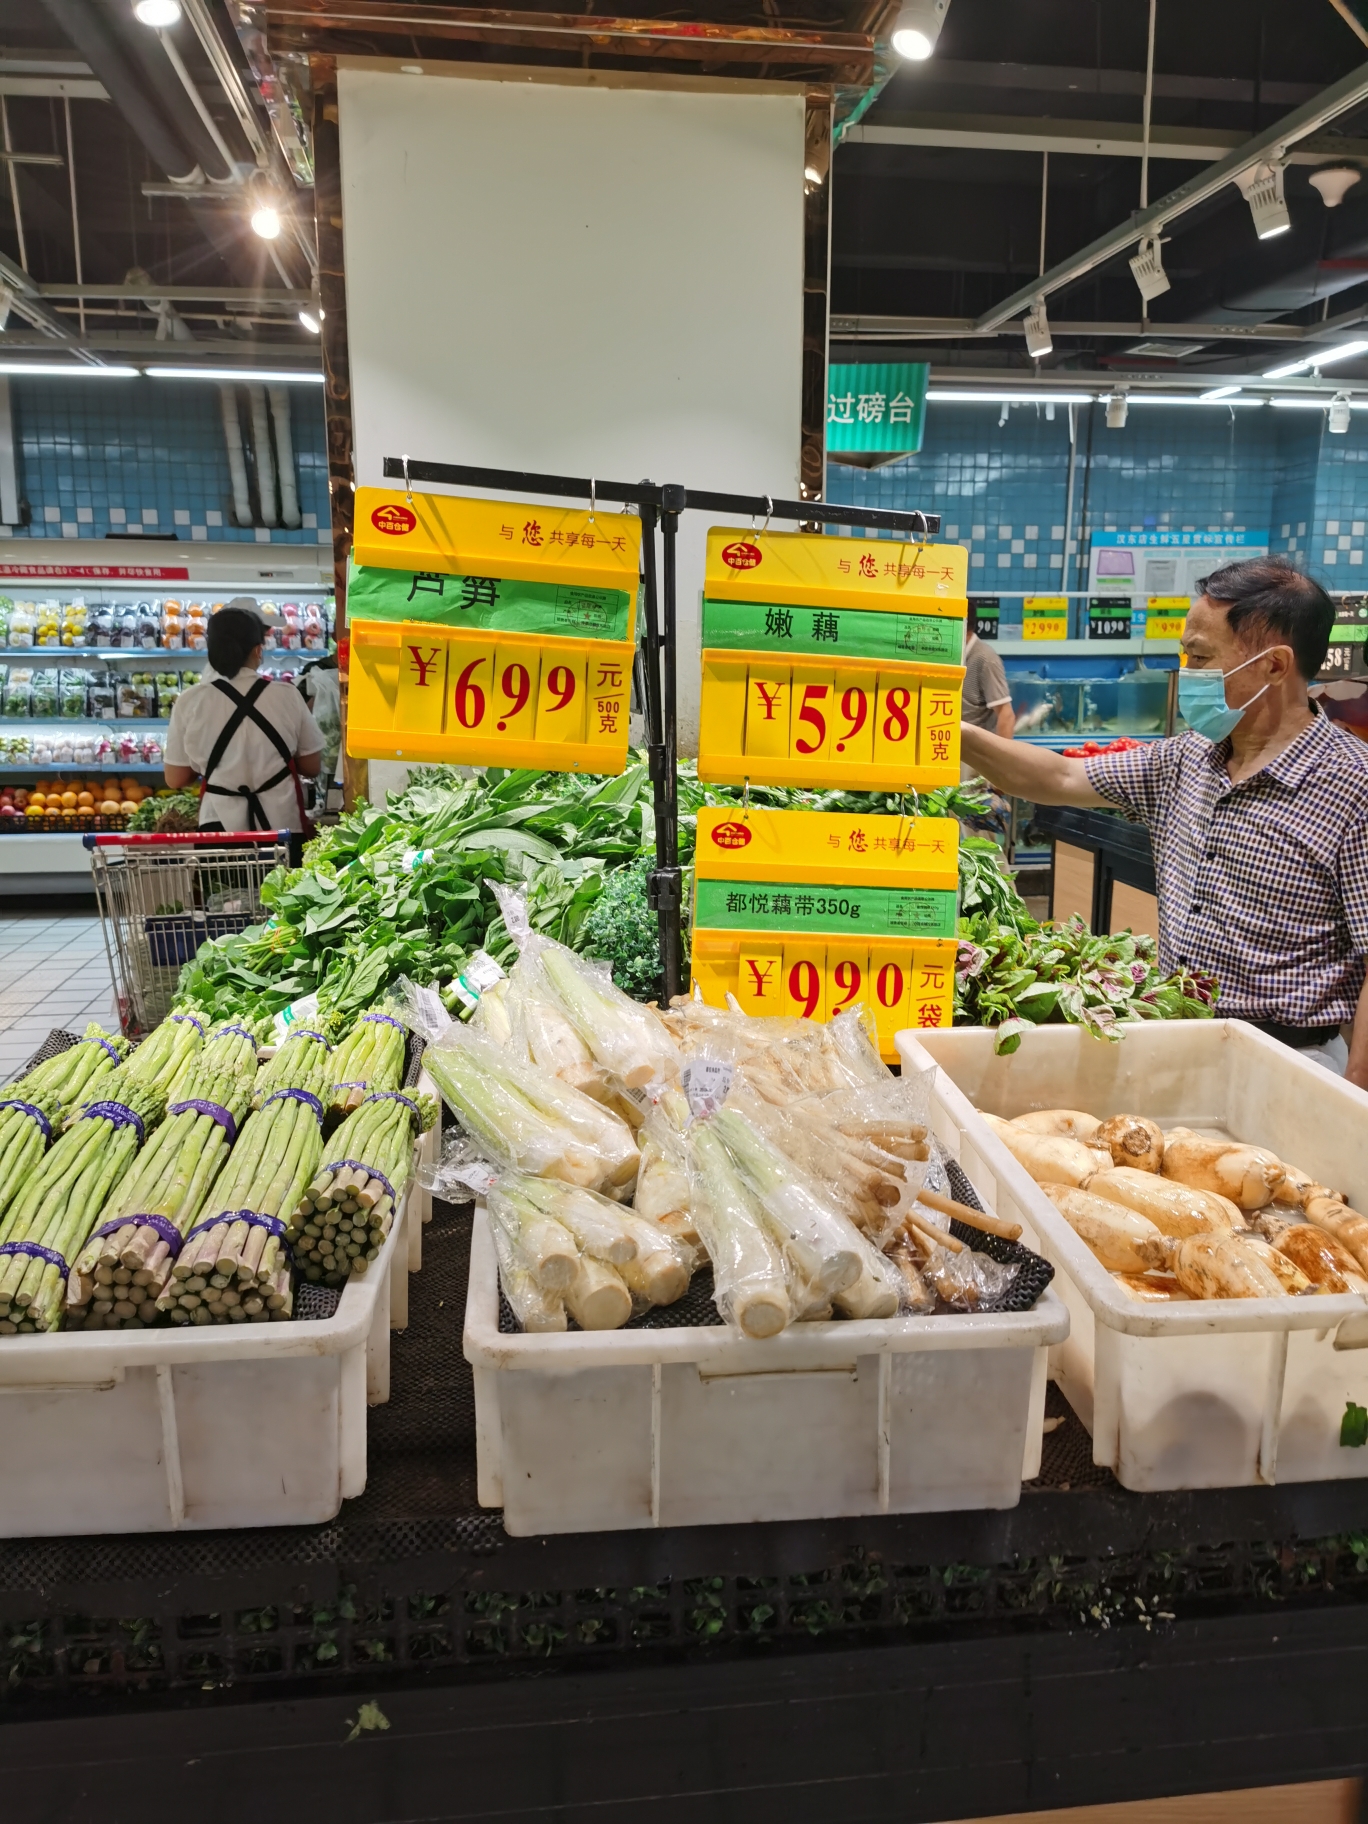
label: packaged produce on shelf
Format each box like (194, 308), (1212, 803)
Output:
(159, 1072), (330, 1323)
(35, 602), (60, 648)
(0, 597), (11, 645)
(66, 1066), (255, 1330)
(8, 604), (34, 649)
(156, 670), (184, 714)
(30, 670), (57, 718)
(58, 669), (86, 719)
(0, 1072), (164, 1333)
(291, 1086), (436, 1285)
(84, 668), (116, 718)
(161, 600), (183, 649)
(111, 604), (140, 649)
(303, 603), (326, 651)
(978, 1103), (1368, 1303)
(184, 603), (208, 651)
(137, 601), (161, 649)
(86, 603), (113, 645)
(4, 668), (30, 716)
(60, 603), (87, 647)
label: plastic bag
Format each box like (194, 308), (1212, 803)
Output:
(633, 1086), (697, 1245)
(688, 1119), (791, 1338)
(486, 1204), (567, 1332)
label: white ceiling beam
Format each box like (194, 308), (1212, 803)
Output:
(845, 115), (1368, 165)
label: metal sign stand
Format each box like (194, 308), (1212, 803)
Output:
(380, 456), (941, 1003)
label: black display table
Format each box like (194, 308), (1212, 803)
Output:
(2, 1198), (1368, 1821)
(1033, 804), (1158, 931)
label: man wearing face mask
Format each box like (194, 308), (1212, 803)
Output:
(959, 556), (1368, 1085)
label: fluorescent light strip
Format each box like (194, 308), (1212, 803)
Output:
(1125, 393), (1264, 406)
(0, 363), (139, 377)
(1269, 396), (1368, 409)
(926, 390), (1095, 404)
(144, 367), (325, 384)
(1264, 339), (1368, 380)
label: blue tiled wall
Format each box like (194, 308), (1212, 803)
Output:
(825, 402), (1368, 588)
(2, 377), (329, 544)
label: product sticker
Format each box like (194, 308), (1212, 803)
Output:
(452, 1162), (499, 1195)
(681, 1058), (734, 1119)
(273, 992), (320, 1046)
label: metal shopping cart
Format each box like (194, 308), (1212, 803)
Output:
(83, 830), (290, 1035)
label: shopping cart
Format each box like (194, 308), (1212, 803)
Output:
(83, 830), (290, 1035)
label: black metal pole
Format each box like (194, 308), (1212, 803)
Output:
(636, 487), (675, 1001)
(646, 483), (685, 1002)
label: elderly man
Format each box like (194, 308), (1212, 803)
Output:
(959, 557), (1368, 1084)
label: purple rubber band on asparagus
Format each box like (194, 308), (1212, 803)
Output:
(91, 1213), (183, 1258)
(0, 1099), (52, 1142)
(284, 1029), (330, 1048)
(0, 1240), (67, 1278)
(168, 1098), (237, 1145)
(263, 1087), (324, 1121)
(80, 1100), (145, 1145)
(213, 1024), (257, 1044)
(182, 1209), (293, 1261)
(170, 1013), (205, 1035)
(363, 1089), (423, 1125)
(90, 1035), (122, 1065)
(360, 1013), (405, 1032)
(322, 1158), (397, 1206)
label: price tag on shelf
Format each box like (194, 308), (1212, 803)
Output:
(1023, 596), (1069, 641)
(689, 806), (959, 1060)
(1088, 598), (1132, 641)
(1146, 595), (1189, 641)
(345, 489), (640, 776)
(697, 526), (966, 791)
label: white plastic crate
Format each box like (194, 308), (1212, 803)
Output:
(901, 1021), (1368, 1493)
(463, 1210), (1068, 1536)
(0, 1132), (433, 1537)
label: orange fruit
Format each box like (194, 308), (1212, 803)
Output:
(99, 800), (121, 815)
(60, 790), (78, 808)
(76, 792), (94, 808)
(119, 800), (138, 815)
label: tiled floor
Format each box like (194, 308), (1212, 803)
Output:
(0, 913), (118, 1081)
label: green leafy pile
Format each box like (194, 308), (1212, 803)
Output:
(956, 914), (1218, 1054)
(127, 789), (201, 833)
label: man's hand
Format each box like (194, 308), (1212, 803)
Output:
(1345, 973), (1368, 1091)
(960, 723), (1109, 807)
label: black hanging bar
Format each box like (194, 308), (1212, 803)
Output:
(379, 458), (941, 536)
(378, 456), (943, 999)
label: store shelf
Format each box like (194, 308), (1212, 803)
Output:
(994, 637), (1182, 657)
(1015, 732), (1166, 749)
(0, 648), (207, 659)
(0, 763), (165, 775)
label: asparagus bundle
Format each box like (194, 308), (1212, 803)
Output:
(254, 1026), (333, 1104)
(158, 1086), (324, 1323)
(124, 1011), (205, 1095)
(326, 1012), (407, 1117)
(199, 1018), (263, 1079)
(0, 1089), (62, 1218)
(292, 1088), (436, 1285)
(13, 1024), (128, 1114)
(66, 1068), (254, 1329)
(0, 1074), (164, 1333)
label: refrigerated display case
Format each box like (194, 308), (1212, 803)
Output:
(0, 540), (333, 892)
(1006, 654), (1179, 747)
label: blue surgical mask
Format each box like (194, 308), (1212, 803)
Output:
(1177, 649), (1277, 743)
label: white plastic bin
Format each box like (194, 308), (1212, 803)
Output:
(901, 1020), (1368, 1493)
(463, 1210), (1068, 1536)
(0, 1178), (419, 1537)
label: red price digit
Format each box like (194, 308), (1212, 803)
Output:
(882, 686), (912, 743)
(788, 959), (821, 1019)
(497, 662), (530, 730)
(831, 959), (862, 1010)
(545, 665), (576, 713)
(793, 683), (828, 755)
(453, 656), (487, 730)
(837, 686), (868, 753)
(876, 962), (904, 1009)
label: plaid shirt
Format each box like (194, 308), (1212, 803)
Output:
(1083, 713), (1368, 1026)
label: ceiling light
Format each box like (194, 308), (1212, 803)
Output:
(926, 390), (1094, 404)
(1199, 386), (1242, 402)
(0, 363), (140, 377)
(1310, 166), (1361, 209)
(1236, 162), (1291, 239)
(298, 310), (321, 334)
(1264, 338), (1368, 380)
(891, 0), (950, 60)
(133, 0), (182, 23)
(1129, 234), (1171, 304)
(1106, 390), (1129, 429)
(1269, 396), (1368, 409)
(1127, 393), (1264, 406)
(145, 367), (324, 383)
(250, 204), (282, 240)
(1023, 298), (1052, 359)
(1331, 392), (1353, 433)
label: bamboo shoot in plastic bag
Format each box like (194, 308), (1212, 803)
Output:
(688, 1121), (791, 1338)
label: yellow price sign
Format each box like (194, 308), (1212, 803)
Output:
(689, 806), (959, 1059)
(1146, 595), (1189, 641)
(1023, 596), (1069, 641)
(347, 621), (633, 773)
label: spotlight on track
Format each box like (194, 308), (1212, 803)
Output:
(1023, 298), (1052, 359)
(891, 0), (950, 60)
(1129, 234), (1171, 303)
(1106, 390), (1129, 430)
(1235, 162), (1291, 239)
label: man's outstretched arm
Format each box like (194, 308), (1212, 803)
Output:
(960, 723), (1110, 807)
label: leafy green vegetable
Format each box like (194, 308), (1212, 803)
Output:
(578, 857), (671, 1002)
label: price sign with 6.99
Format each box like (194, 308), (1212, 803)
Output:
(346, 488), (640, 774)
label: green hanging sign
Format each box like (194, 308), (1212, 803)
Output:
(826, 362), (928, 456)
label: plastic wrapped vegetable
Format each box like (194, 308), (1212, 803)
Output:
(688, 1121), (791, 1338)
(487, 1205), (567, 1332)
(709, 1106), (870, 1296)
(633, 1087), (695, 1242)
